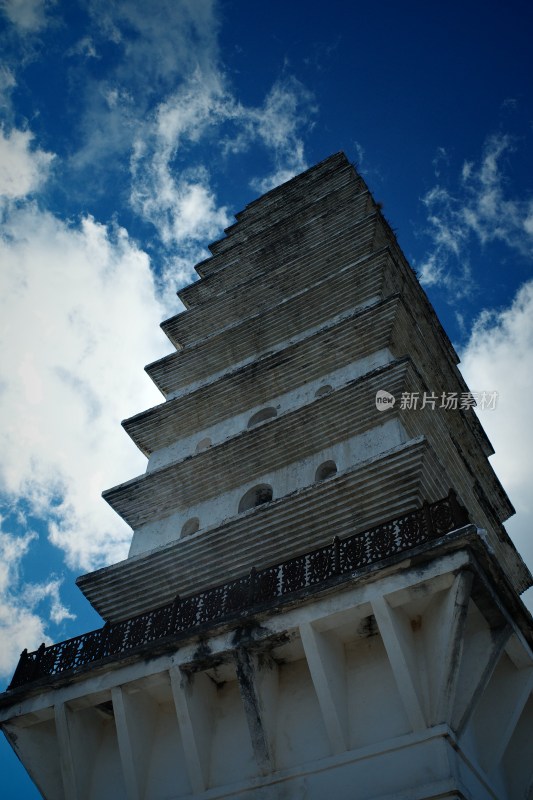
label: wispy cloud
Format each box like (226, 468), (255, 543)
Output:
(132, 70), (310, 238)
(0, 523), (45, 677)
(70, 0), (220, 171)
(67, 36), (98, 60)
(130, 67), (232, 256)
(416, 133), (533, 290)
(52, 1), (315, 285)
(130, 68), (314, 279)
(0, 514), (79, 678)
(24, 578), (75, 625)
(0, 0), (48, 33)
(246, 76), (314, 192)
(90, 0), (219, 92)
(0, 66), (16, 107)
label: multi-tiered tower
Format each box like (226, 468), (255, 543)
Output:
(2, 153), (532, 800)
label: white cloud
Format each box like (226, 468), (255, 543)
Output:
(130, 68), (233, 252)
(0, 523), (46, 677)
(352, 140), (365, 167)
(62, 2), (314, 288)
(459, 279), (533, 609)
(523, 202), (533, 236)
(0, 199), (172, 571)
(38, 2), (314, 280)
(247, 77), (313, 193)
(71, 0), (219, 170)
(417, 134), (533, 290)
(0, 126), (53, 199)
(0, 66), (16, 108)
(93, 0), (218, 90)
(130, 70), (314, 263)
(24, 578), (75, 625)
(68, 36), (98, 60)
(0, 0), (48, 33)
(0, 516), (78, 678)
(431, 146), (449, 178)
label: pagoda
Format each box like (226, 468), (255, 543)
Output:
(1, 153), (532, 800)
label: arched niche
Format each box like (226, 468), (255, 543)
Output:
(247, 407), (277, 428)
(181, 517), (200, 537)
(315, 460), (338, 482)
(238, 484), (273, 513)
(315, 384), (333, 398)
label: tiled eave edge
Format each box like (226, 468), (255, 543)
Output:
(106, 356), (513, 534)
(163, 190), (373, 348)
(5, 521), (533, 706)
(182, 169), (364, 308)
(128, 241), (487, 460)
(223, 154), (350, 231)
(6, 491), (472, 694)
(103, 358), (415, 529)
(186, 175), (369, 304)
(145, 217), (382, 396)
(202, 154), (353, 262)
(81, 437), (443, 620)
(124, 276), (488, 465)
(124, 292), (402, 456)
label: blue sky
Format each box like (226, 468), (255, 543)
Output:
(1, 1), (532, 795)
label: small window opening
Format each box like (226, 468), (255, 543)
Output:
(181, 517), (200, 537)
(238, 484), (273, 513)
(315, 461), (338, 482)
(195, 437), (212, 453)
(315, 384), (333, 398)
(247, 407), (277, 428)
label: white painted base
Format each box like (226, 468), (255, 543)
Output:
(2, 548), (532, 800)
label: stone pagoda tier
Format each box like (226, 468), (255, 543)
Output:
(1, 153), (532, 800)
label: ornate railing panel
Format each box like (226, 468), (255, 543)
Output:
(8, 490), (469, 690)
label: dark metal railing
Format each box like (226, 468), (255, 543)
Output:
(8, 490), (469, 691)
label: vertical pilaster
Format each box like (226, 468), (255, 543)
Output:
(235, 648), (279, 775)
(169, 666), (214, 793)
(371, 594), (427, 731)
(424, 570), (474, 724)
(55, 703), (79, 800)
(300, 622), (348, 754)
(112, 685), (158, 800)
